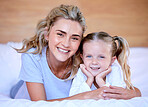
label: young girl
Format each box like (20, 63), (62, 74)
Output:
(70, 31), (134, 97)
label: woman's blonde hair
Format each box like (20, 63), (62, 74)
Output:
(80, 32), (133, 89)
(16, 4), (86, 80)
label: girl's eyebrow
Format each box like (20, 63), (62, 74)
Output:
(72, 34), (81, 37)
(56, 30), (81, 37)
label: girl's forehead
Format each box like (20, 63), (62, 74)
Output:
(84, 39), (111, 45)
(83, 40), (112, 51)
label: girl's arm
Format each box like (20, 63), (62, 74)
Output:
(80, 64), (94, 87)
(95, 67), (112, 87)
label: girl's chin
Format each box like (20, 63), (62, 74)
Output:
(93, 74), (99, 77)
(90, 72), (99, 76)
(90, 71), (102, 76)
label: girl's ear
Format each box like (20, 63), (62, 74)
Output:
(80, 54), (83, 59)
(110, 56), (116, 65)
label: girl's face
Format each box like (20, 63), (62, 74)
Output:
(81, 40), (115, 76)
(45, 17), (83, 62)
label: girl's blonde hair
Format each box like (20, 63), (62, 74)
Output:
(16, 4), (86, 80)
(80, 32), (133, 89)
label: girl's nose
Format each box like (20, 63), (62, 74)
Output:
(92, 58), (98, 65)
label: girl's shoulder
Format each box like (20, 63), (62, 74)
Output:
(75, 68), (87, 80)
(111, 60), (121, 69)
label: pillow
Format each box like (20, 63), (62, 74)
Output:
(129, 47), (148, 97)
(0, 42), (22, 96)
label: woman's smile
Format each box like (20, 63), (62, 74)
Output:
(57, 47), (70, 53)
(45, 17), (83, 62)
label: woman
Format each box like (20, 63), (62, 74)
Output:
(11, 4), (141, 101)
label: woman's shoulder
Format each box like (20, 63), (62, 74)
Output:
(22, 47), (46, 61)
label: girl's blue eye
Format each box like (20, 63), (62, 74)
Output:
(100, 56), (105, 58)
(86, 55), (92, 58)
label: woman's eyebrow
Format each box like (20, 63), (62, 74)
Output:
(56, 30), (66, 34)
(56, 30), (81, 37)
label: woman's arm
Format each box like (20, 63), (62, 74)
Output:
(49, 86), (112, 101)
(102, 85), (141, 100)
(26, 82), (46, 101)
(26, 82), (141, 101)
(26, 82), (109, 101)
(50, 86), (141, 101)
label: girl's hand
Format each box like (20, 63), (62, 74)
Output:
(80, 64), (94, 87)
(95, 67), (112, 87)
(102, 85), (141, 100)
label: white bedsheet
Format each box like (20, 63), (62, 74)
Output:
(0, 94), (148, 107)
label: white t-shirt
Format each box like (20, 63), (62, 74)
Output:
(16, 47), (72, 100)
(69, 61), (126, 96)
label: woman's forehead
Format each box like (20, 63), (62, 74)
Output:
(51, 17), (83, 35)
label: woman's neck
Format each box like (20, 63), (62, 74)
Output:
(46, 47), (72, 79)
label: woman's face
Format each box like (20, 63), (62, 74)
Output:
(81, 40), (115, 76)
(45, 17), (83, 62)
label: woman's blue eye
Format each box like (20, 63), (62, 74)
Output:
(72, 37), (79, 40)
(57, 33), (64, 36)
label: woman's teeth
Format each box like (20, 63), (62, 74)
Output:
(58, 48), (69, 53)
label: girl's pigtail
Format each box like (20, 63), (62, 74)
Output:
(113, 36), (134, 90)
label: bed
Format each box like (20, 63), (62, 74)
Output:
(0, 42), (148, 107)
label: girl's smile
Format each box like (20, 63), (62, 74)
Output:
(81, 40), (114, 76)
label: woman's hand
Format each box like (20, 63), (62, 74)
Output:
(71, 86), (110, 100)
(102, 85), (141, 100)
(95, 67), (112, 87)
(80, 64), (94, 87)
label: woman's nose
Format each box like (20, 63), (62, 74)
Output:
(62, 38), (70, 47)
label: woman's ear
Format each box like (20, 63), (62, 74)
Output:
(110, 56), (116, 65)
(44, 27), (49, 41)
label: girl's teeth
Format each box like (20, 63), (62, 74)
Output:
(58, 48), (68, 53)
(92, 68), (97, 70)
(91, 67), (99, 70)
